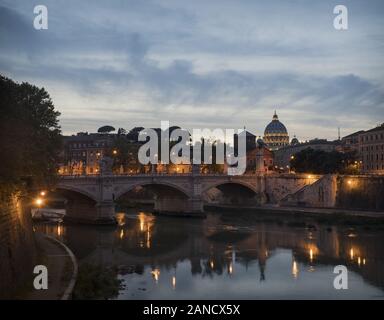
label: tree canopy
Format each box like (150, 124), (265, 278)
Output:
(97, 125), (115, 133)
(0, 75), (62, 190)
(290, 148), (358, 174)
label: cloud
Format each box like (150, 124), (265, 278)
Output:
(0, 0), (384, 138)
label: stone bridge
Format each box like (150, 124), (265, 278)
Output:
(54, 173), (323, 224)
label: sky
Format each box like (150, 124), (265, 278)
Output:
(1, 0), (384, 140)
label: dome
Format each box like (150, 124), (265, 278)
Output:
(263, 110), (289, 150)
(264, 111), (288, 135)
(291, 135), (299, 145)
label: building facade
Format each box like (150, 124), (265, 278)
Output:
(340, 130), (364, 154)
(59, 133), (114, 175)
(359, 124), (384, 174)
(246, 145), (274, 174)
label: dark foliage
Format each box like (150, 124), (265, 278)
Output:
(73, 264), (123, 300)
(0, 75), (62, 190)
(290, 148), (358, 174)
(97, 125), (115, 133)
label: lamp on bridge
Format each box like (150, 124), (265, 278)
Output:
(35, 198), (44, 207)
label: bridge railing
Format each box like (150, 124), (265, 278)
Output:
(58, 172), (260, 179)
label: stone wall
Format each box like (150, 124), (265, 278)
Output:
(264, 174), (322, 203)
(336, 175), (384, 210)
(277, 174), (384, 210)
(279, 175), (337, 207)
(0, 191), (36, 298)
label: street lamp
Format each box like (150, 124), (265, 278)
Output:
(35, 198), (44, 207)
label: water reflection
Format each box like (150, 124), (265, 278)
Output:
(292, 260), (298, 279)
(34, 211), (384, 299)
(151, 269), (160, 283)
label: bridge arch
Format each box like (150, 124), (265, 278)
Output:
(201, 181), (259, 206)
(114, 181), (191, 200)
(54, 184), (98, 203)
(201, 180), (258, 195)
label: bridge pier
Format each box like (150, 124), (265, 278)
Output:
(64, 200), (116, 225)
(95, 201), (116, 224)
(154, 196), (204, 217)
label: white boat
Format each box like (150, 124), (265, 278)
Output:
(32, 208), (66, 221)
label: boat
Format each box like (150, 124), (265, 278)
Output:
(32, 208), (66, 222)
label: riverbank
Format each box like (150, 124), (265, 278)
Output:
(23, 233), (78, 300)
(205, 204), (384, 227)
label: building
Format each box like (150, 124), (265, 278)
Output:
(263, 111), (289, 150)
(59, 132), (114, 175)
(340, 130), (364, 154)
(246, 143), (274, 174)
(359, 124), (384, 174)
(234, 130), (257, 153)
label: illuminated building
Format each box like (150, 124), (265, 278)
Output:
(58, 132), (114, 175)
(263, 111), (289, 150)
(359, 124), (384, 174)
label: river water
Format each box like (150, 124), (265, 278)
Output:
(36, 210), (384, 299)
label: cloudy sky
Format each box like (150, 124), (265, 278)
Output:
(1, 0), (384, 140)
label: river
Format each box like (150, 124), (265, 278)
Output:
(35, 210), (384, 299)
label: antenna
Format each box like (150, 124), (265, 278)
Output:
(338, 127), (341, 140)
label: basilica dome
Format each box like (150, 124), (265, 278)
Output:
(263, 111), (289, 150)
(291, 134), (299, 145)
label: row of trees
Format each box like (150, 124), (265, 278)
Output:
(97, 125), (144, 141)
(290, 148), (359, 174)
(0, 75), (62, 192)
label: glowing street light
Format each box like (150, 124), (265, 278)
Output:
(35, 198), (44, 206)
(40, 191), (46, 196)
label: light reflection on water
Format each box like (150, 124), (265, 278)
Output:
(35, 211), (384, 299)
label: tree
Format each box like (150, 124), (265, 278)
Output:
(290, 148), (358, 174)
(109, 133), (143, 173)
(127, 127), (144, 142)
(0, 75), (62, 191)
(97, 125), (115, 134)
(117, 127), (127, 135)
